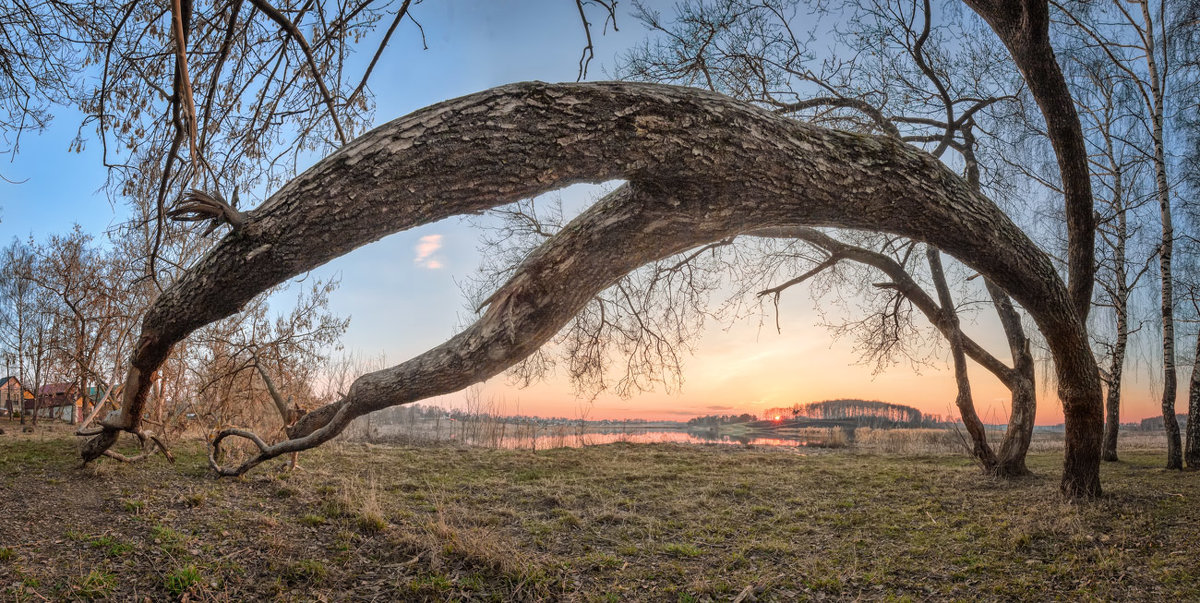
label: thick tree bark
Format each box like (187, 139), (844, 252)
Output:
(949, 3), (1104, 488)
(962, 0), (1095, 322)
(1187, 332), (1200, 468)
(948, 4), (1102, 485)
(78, 81), (1103, 496)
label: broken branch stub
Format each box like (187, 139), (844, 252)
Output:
(83, 81), (1101, 496)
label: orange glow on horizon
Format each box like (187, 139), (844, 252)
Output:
(423, 296), (1168, 427)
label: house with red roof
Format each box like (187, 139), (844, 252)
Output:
(28, 382), (84, 423)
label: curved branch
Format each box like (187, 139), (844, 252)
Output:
(749, 227), (1016, 386)
(248, 0), (348, 144)
(82, 81), (1100, 496)
(208, 428), (270, 475)
(756, 253), (845, 298)
(773, 96), (902, 138)
(962, 0), (1095, 321)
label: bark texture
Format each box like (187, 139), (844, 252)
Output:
(1138, 0), (1182, 470)
(984, 280), (1036, 477)
(79, 81), (1102, 496)
(962, 0), (1095, 322)
(1187, 333), (1200, 468)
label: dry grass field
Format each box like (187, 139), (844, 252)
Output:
(1, 424), (1198, 601)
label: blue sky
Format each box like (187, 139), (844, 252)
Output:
(0, 1), (1163, 423)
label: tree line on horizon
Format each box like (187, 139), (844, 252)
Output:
(761, 399), (945, 428)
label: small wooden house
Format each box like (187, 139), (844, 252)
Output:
(0, 376), (34, 418)
(30, 383), (84, 423)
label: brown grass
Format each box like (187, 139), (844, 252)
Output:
(1, 424), (1198, 601)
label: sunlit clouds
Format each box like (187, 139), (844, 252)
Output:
(414, 234), (445, 269)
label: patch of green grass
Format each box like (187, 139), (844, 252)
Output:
(150, 525), (189, 555)
(122, 498), (146, 515)
(355, 511), (387, 534)
(164, 564), (202, 598)
(320, 498), (351, 519)
(282, 559), (327, 585)
(0, 547), (14, 562)
(662, 543), (702, 558)
(299, 513), (327, 527)
(89, 535), (133, 557)
(554, 508), (582, 528)
(73, 570), (115, 599)
(409, 572), (453, 593)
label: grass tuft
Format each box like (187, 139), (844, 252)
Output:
(164, 564), (202, 597)
(73, 570), (115, 599)
(282, 559), (327, 585)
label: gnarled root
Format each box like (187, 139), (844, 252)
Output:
(80, 429), (120, 464)
(81, 428), (175, 465)
(209, 400), (354, 477)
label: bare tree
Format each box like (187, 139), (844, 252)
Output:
(27, 229), (138, 424)
(1175, 0), (1200, 468)
(184, 276), (346, 468)
(1053, 0), (1195, 468)
(618, 0), (1044, 475)
(0, 242), (55, 425)
(69, 81), (1104, 496)
(1071, 54), (1156, 462)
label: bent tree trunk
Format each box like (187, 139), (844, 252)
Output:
(752, 226), (1031, 475)
(1187, 332), (1200, 468)
(926, 248), (997, 468)
(984, 281), (1037, 478)
(80, 82), (1104, 497)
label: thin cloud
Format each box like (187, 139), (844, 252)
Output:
(414, 234), (444, 269)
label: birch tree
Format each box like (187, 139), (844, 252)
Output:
(1054, 0), (1196, 468)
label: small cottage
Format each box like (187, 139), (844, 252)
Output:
(30, 383), (84, 423)
(0, 376), (34, 418)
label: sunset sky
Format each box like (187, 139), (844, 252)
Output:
(0, 1), (1168, 425)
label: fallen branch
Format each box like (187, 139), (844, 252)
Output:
(94, 430), (175, 464)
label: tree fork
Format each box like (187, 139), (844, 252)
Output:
(77, 81), (1102, 496)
